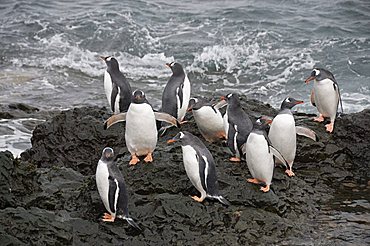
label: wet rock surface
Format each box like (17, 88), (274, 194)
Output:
(0, 97), (369, 245)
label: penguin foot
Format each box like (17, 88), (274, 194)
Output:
(325, 122), (334, 133)
(217, 131), (227, 140)
(285, 169), (295, 177)
(102, 213), (115, 222)
(191, 196), (204, 203)
(247, 178), (259, 184)
(260, 185), (270, 193)
(229, 157), (241, 162)
(129, 155), (140, 165)
(313, 114), (324, 122)
(144, 153), (153, 163)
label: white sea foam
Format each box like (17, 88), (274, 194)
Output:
(0, 118), (44, 158)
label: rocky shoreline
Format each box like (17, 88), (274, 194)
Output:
(0, 97), (369, 245)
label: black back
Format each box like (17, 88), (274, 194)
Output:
(225, 93), (253, 155)
(104, 57), (132, 112)
(161, 62), (186, 118)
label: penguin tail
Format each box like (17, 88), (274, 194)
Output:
(213, 196), (230, 206)
(124, 217), (142, 231)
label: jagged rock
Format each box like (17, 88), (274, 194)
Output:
(0, 98), (369, 245)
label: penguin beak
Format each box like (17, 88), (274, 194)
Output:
(220, 96), (226, 100)
(167, 139), (177, 144)
(100, 56), (108, 61)
(260, 115), (273, 125)
(305, 76), (315, 84)
(165, 63), (171, 68)
(295, 100), (304, 105)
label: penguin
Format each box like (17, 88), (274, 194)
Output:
(104, 90), (179, 165)
(187, 97), (227, 143)
(220, 93), (253, 162)
(305, 68), (343, 133)
(268, 97), (317, 177)
(167, 131), (230, 206)
(244, 116), (287, 192)
(95, 147), (141, 229)
(101, 56), (132, 114)
(160, 62), (191, 132)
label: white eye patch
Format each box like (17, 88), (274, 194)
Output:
(285, 98), (290, 103)
(314, 69), (320, 76)
(106, 56), (112, 61)
(227, 94), (232, 98)
(179, 132), (185, 138)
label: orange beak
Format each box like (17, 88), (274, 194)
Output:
(165, 63), (171, 67)
(261, 115), (273, 125)
(295, 100), (304, 105)
(305, 76), (315, 84)
(167, 139), (176, 144)
(100, 56), (106, 61)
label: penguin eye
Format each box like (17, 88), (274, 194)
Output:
(256, 119), (261, 124)
(170, 62), (175, 67)
(285, 98), (290, 103)
(313, 69), (320, 76)
(179, 132), (184, 138)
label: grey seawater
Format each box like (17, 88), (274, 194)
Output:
(0, 0), (369, 243)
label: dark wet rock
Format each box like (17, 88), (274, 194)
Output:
(0, 97), (369, 245)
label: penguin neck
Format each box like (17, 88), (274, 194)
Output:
(172, 69), (185, 79)
(279, 108), (292, 115)
(107, 65), (119, 74)
(228, 100), (241, 110)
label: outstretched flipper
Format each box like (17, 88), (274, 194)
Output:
(154, 112), (180, 127)
(104, 113), (126, 129)
(269, 145), (288, 169)
(296, 126), (318, 141)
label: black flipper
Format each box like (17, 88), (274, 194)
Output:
(111, 84), (119, 112)
(108, 176), (118, 213)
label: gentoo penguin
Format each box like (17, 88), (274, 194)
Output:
(305, 68), (343, 133)
(220, 93), (253, 162)
(95, 147), (141, 229)
(187, 97), (227, 143)
(167, 131), (230, 205)
(104, 90), (179, 165)
(268, 97), (317, 177)
(100, 56), (132, 114)
(161, 62), (191, 132)
(244, 116), (287, 192)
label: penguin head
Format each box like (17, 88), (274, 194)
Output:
(221, 93), (240, 106)
(254, 116), (273, 130)
(187, 97), (207, 111)
(132, 90), (146, 104)
(187, 98), (199, 112)
(101, 56), (119, 72)
(166, 62), (184, 76)
(305, 68), (335, 83)
(101, 147), (114, 162)
(280, 97), (304, 110)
